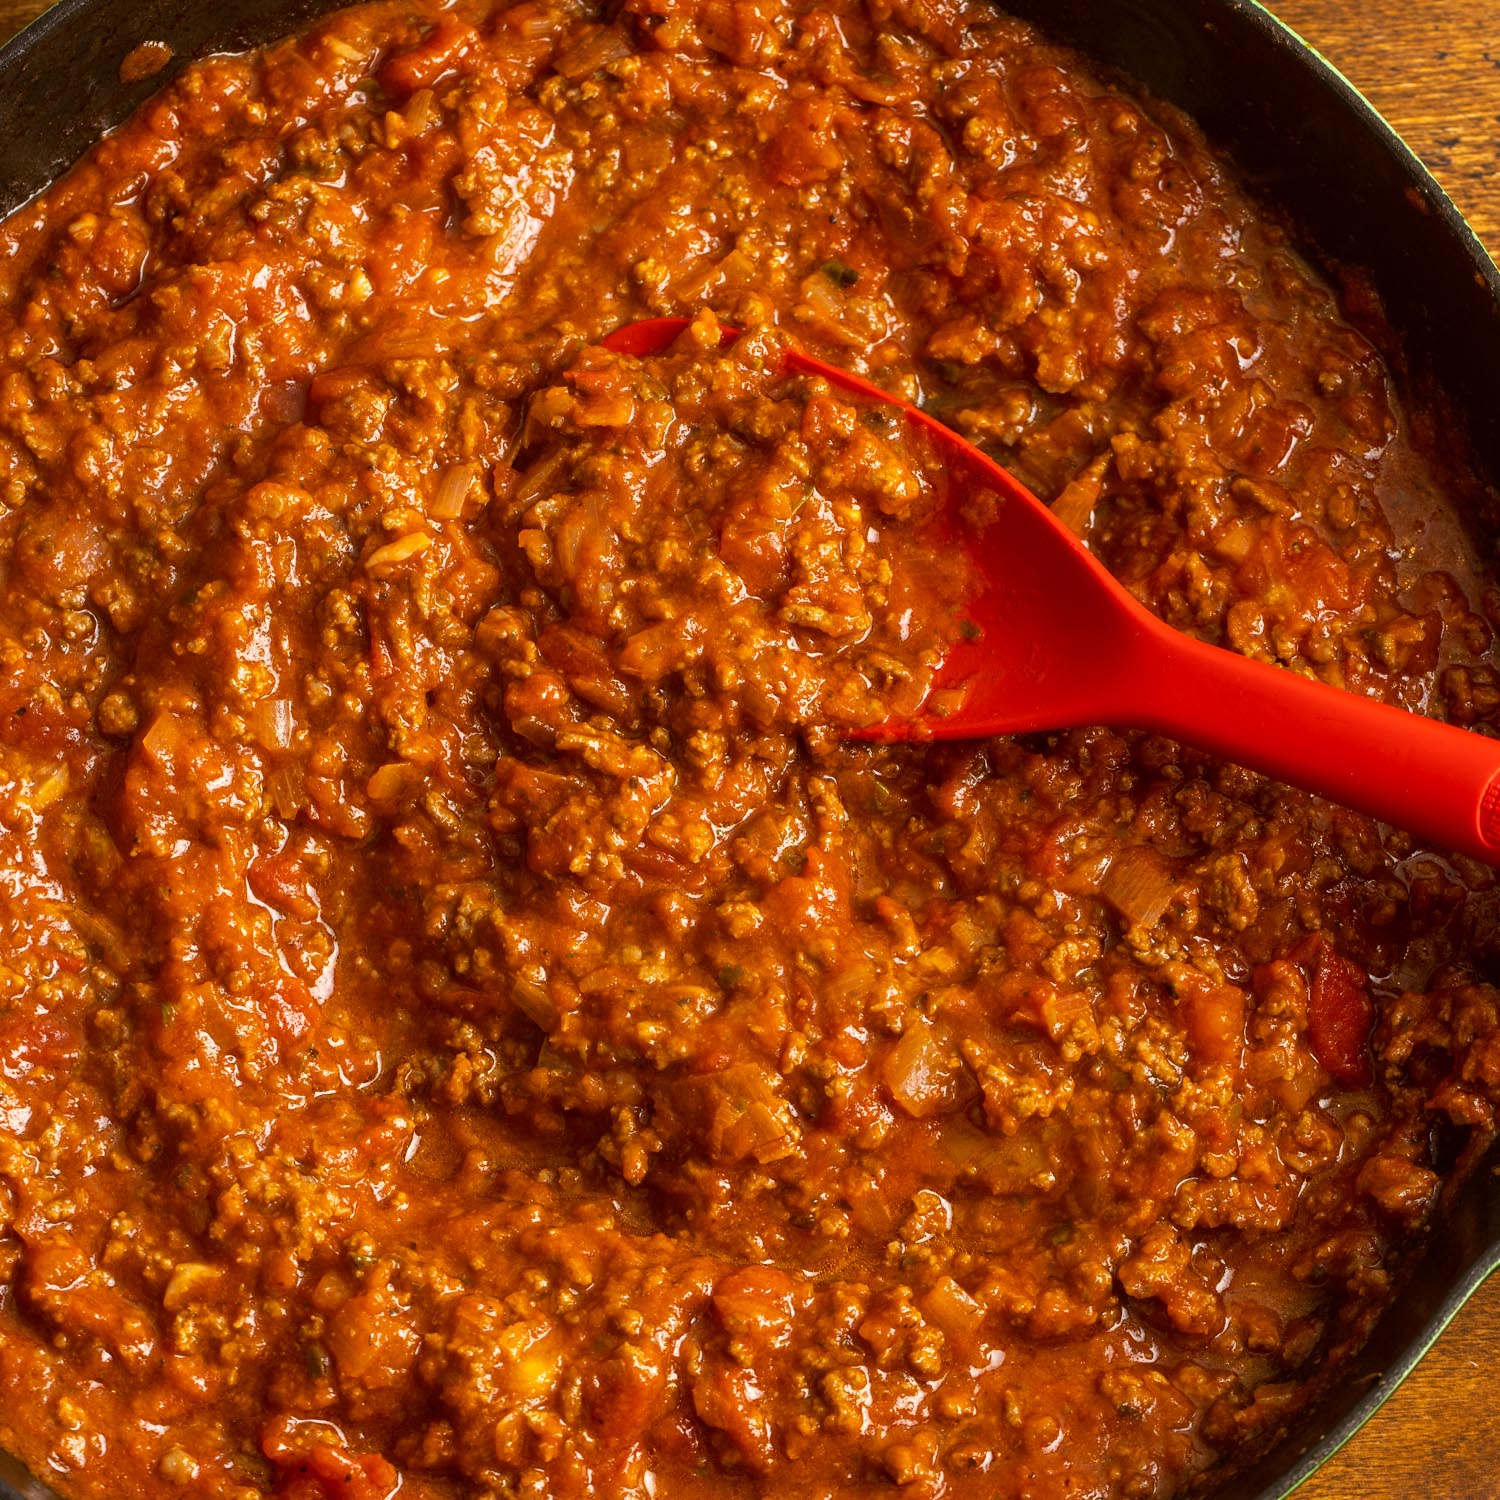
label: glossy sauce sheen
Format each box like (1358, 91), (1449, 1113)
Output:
(2, 2), (1500, 1498)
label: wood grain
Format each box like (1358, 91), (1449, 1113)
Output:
(1269, 0), (1500, 258)
(0, 0), (1496, 1496)
(0, 0), (39, 45)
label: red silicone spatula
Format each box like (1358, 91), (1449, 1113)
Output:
(603, 318), (1500, 865)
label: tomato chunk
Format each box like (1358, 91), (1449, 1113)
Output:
(378, 19), (477, 94)
(266, 1422), (400, 1500)
(1299, 934), (1374, 1087)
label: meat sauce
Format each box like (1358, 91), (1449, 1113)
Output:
(1, 2), (1499, 1498)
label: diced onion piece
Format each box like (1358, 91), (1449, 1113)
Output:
(507, 2), (567, 41)
(249, 697), (294, 750)
(268, 764), (306, 819)
(365, 531), (431, 572)
(1213, 520), (1257, 561)
(1038, 988), (1100, 1054)
(307, 364), (376, 406)
(578, 390), (635, 426)
(553, 24), (630, 80)
(717, 1100), (796, 1163)
(1051, 453), (1109, 536)
(882, 1019), (960, 1118)
(140, 711), (184, 768)
(1101, 847), (1176, 930)
(403, 86), (436, 135)
(703, 1064), (799, 1163)
(511, 976), (559, 1031)
(795, 269), (860, 346)
(432, 463), (479, 519)
(676, 247), (754, 302)
(30, 766), (69, 810)
(920, 1275), (986, 1347)
(365, 761), (422, 802)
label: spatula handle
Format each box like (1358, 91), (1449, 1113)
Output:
(1133, 625), (1500, 865)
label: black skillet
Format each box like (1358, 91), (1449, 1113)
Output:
(0, 1), (1498, 1497)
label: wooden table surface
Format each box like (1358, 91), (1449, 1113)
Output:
(0, 0), (1496, 1495)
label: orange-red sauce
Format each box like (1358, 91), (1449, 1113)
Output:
(1, 3), (1499, 1498)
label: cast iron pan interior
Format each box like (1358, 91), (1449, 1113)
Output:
(0, 1), (1498, 1498)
